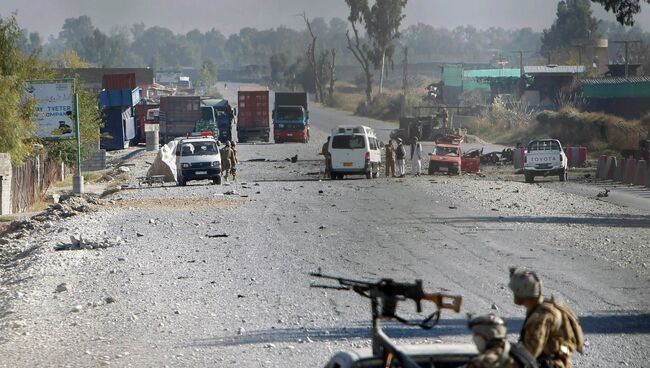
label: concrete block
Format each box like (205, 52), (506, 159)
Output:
(614, 158), (626, 182)
(623, 158), (637, 184)
(513, 148), (525, 170)
(81, 149), (107, 172)
(633, 160), (647, 186)
(0, 153), (11, 176)
(596, 155), (607, 179)
(605, 156), (617, 180)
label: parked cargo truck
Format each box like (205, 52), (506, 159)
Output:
(237, 86), (270, 143)
(200, 99), (235, 143)
(273, 92), (310, 143)
(159, 96), (202, 143)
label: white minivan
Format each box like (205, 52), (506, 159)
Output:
(329, 125), (382, 180)
(174, 134), (222, 186)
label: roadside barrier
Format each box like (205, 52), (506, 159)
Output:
(633, 160), (647, 186)
(565, 147), (587, 167)
(596, 155), (607, 179)
(623, 158), (637, 184)
(603, 156), (617, 180)
(614, 158), (626, 182)
(513, 148), (525, 169)
(604, 156), (617, 180)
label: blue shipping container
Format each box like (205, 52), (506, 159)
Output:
(100, 107), (136, 150)
(99, 88), (142, 108)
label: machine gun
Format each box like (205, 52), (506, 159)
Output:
(310, 271), (463, 368)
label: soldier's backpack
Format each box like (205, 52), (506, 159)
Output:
(509, 342), (539, 368)
(540, 297), (585, 354)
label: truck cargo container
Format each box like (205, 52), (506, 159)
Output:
(99, 88), (141, 108)
(102, 73), (137, 90)
(273, 92), (309, 143)
(237, 86), (270, 143)
(101, 107), (136, 150)
(135, 103), (159, 143)
(200, 99), (235, 143)
(159, 96), (202, 143)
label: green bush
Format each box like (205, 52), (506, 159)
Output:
(355, 94), (401, 121)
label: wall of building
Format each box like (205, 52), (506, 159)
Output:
(81, 149), (107, 172)
(0, 153), (11, 215)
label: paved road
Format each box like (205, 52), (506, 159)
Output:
(0, 85), (648, 367)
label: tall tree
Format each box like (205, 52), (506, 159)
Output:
(344, 0), (407, 103)
(0, 14), (53, 163)
(345, 0), (375, 105)
(591, 0), (650, 25)
(541, 0), (600, 55)
(59, 16), (95, 48)
(303, 13), (323, 102)
(269, 53), (288, 86)
(198, 59), (218, 87)
(367, 0), (408, 94)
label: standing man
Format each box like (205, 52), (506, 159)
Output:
(410, 136), (423, 177)
(395, 138), (406, 178)
(441, 107), (449, 129)
(466, 314), (537, 368)
(230, 141), (239, 181)
(322, 136), (331, 179)
(509, 268), (584, 368)
(220, 141), (234, 181)
(385, 139), (396, 177)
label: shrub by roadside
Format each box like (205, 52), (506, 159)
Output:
(466, 108), (649, 156)
(536, 109), (648, 154)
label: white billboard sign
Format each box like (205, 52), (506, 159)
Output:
(25, 80), (74, 139)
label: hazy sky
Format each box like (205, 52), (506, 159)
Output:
(2, 0), (649, 38)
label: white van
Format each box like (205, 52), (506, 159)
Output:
(329, 125), (382, 180)
(174, 134), (222, 186)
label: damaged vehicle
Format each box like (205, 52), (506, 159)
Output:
(428, 145), (481, 175)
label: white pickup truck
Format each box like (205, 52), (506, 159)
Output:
(524, 139), (568, 183)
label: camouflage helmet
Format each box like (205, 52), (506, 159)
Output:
(508, 267), (542, 299)
(468, 313), (507, 340)
(231, 141), (236, 147)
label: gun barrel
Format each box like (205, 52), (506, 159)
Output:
(310, 284), (351, 291)
(309, 272), (373, 286)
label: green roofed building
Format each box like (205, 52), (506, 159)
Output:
(441, 65), (520, 105)
(462, 68), (521, 92)
(582, 77), (650, 119)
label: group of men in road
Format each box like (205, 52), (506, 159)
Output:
(384, 136), (424, 177)
(466, 268), (583, 368)
(321, 135), (424, 179)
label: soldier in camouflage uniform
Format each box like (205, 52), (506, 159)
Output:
(509, 267), (583, 368)
(322, 137), (331, 178)
(230, 141), (239, 181)
(466, 314), (537, 368)
(220, 141), (235, 181)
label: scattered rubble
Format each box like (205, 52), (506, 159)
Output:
(54, 235), (125, 251)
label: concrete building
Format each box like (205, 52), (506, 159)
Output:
(521, 65), (586, 108)
(0, 153), (12, 216)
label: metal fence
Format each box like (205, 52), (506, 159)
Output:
(11, 154), (64, 214)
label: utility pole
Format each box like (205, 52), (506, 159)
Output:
(612, 40), (641, 77)
(72, 93), (84, 194)
(400, 47), (408, 118)
(511, 50), (533, 76)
